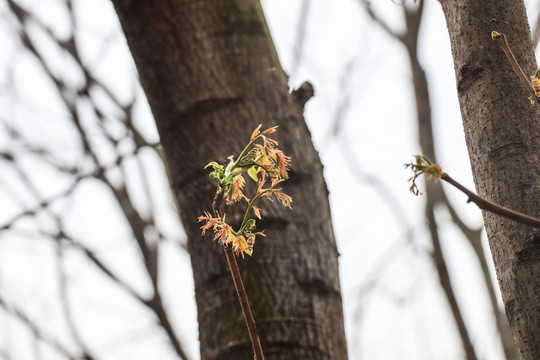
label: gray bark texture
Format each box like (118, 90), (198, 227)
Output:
(440, 1), (540, 359)
(110, 0), (348, 359)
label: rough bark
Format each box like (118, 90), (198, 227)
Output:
(110, 0), (348, 359)
(440, 1), (540, 359)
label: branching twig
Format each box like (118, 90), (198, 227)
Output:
(407, 155), (540, 229)
(360, 0), (405, 41)
(0, 293), (77, 360)
(4, 3), (190, 358)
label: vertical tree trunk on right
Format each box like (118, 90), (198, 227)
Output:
(440, 1), (540, 359)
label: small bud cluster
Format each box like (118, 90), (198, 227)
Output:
(405, 155), (443, 196)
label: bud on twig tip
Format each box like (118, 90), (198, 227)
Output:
(491, 31), (502, 40)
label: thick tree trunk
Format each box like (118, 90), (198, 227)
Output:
(110, 1), (348, 359)
(440, 1), (540, 359)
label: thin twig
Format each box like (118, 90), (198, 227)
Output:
(438, 192), (515, 355)
(360, 0), (405, 41)
(55, 236), (96, 360)
(0, 293), (77, 360)
(425, 199), (478, 360)
(212, 193), (264, 360)
(442, 173), (540, 229)
(5, 4), (190, 357)
(223, 248), (264, 360)
(492, 32), (537, 101)
(290, 0), (311, 80)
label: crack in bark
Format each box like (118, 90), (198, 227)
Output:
(488, 141), (528, 162)
(458, 65), (484, 92)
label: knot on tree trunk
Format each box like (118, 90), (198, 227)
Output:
(291, 81), (315, 111)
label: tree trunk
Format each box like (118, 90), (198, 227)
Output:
(110, 1), (348, 359)
(440, 1), (540, 359)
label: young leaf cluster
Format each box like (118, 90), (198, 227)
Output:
(198, 125), (292, 257)
(405, 154), (443, 195)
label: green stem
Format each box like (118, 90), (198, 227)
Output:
(226, 167), (250, 182)
(228, 135), (262, 175)
(237, 192), (265, 234)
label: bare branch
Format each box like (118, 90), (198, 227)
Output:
(424, 200), (479, 360)
(0, 294), (77, 360)
(359, 0), (405, 42)
(442, 173), (540, 229)
(2, 3), (191, 358)
(290, 0), (311, 78)
(55, 237), (97, 360)
(492, 32), (537, 102)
